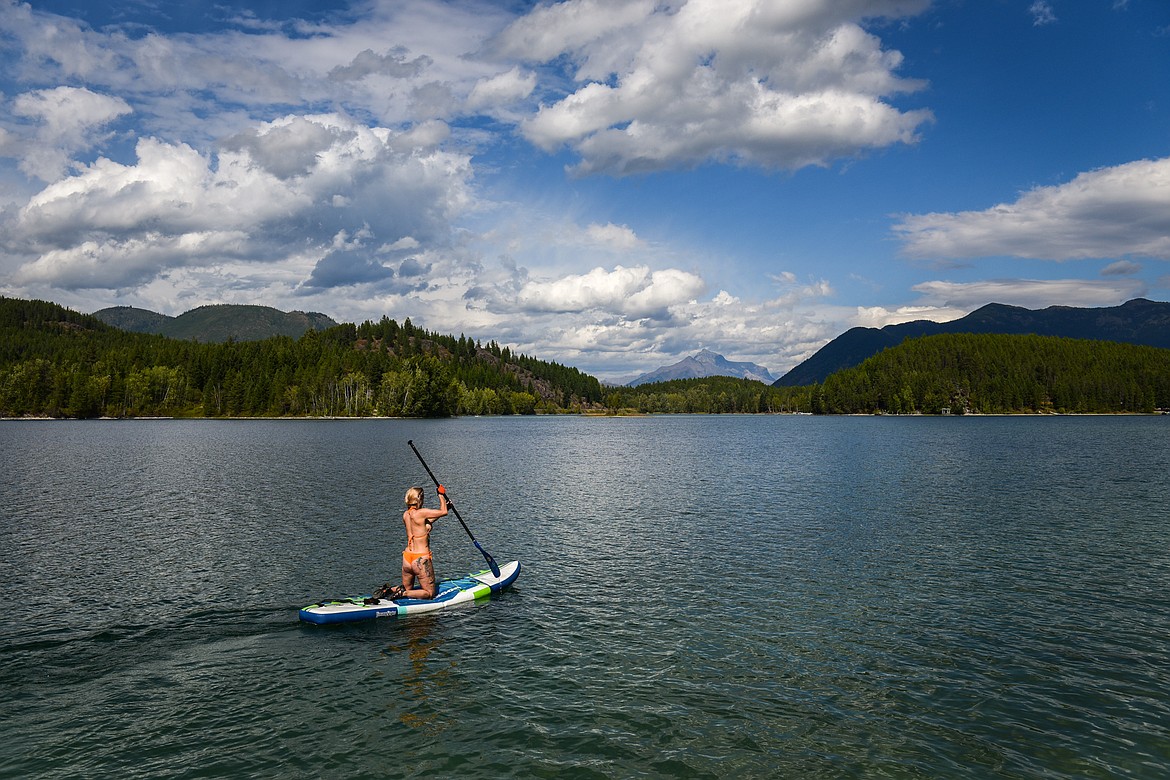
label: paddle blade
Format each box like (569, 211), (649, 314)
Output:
(476, 542), (501, 578)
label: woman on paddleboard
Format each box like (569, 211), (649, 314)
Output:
(387, 484), (448, 600)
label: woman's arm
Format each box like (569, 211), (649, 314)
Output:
(420, 495), (448, 522)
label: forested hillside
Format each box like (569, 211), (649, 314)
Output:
(0, 297), (602, 418)
(10, 296), (1170, 419)
(609, 376), (811, 414)
(814, 332), (1170, 414)
(776, 297), (1170, 386)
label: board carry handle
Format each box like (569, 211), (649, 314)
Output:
(408, 440), (501, 578)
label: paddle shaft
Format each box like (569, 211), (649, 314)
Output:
(407, 440), (500, 577)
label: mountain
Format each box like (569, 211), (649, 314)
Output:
(2, 296), (603, 418)
(775, 298), (1170, 387)
(629, 349), (775, 386)
(93, 304), (338, 342)
(93, 306), (173, 334)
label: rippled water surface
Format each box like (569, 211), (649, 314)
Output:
(3, 416), (1170, 778)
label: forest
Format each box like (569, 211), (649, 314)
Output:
(0, 297), (602, 418)
(5, 297), (1170, 419)
(609, 375), (811, 414)
(813, 332), (1170, 415)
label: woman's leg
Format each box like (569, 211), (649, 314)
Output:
(404, 556), (437, 599)
(401, 556), (414, 592)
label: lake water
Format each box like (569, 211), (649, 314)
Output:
(2, 415), (1169, 778)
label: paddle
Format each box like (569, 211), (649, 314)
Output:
(407, 440), (501, 578)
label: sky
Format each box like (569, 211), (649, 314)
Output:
(1, 0), (1168, 382)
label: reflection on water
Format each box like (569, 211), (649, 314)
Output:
(2, 416), (1170, 778)
(381, 615), (447, 730)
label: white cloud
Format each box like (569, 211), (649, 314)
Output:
(0, 126), (11, 148)
(15, 230), (252, 290)
(466, 67), (537, 113)
(585, 222), (642, 250)
(459, 212), (664, 284)
(8, 86), (132, 180)
(849, 275), (1154, 330)
(909, 278), (1147, 311)
(223, 116), (345, 180)
(853, 304), (968, 328)
(12, 86), (131, 141)
(489, 0), (656, 65)
(443, 259), (840, 379)
(894, 157), (1170, 262)
(380, 236), (421, 253)
(1101, 259), (1141, 276)
(497, 0), (933, 175)
(514, 264), (703, 318)
(1030, 2), (1058, 26)
(6, 113), (474, 291)
(0, 0), (515, 139)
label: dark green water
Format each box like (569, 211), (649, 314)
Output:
(2, 416), (1169, 778)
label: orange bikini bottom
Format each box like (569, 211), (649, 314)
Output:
(403, 549), (433, 565)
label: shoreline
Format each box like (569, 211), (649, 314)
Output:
(4, 410), (1168, 422)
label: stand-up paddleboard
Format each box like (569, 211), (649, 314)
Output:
(299, 560), (521, 624)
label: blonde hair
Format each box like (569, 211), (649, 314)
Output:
(405, 486), (424, 508)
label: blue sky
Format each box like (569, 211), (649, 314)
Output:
(1, 0), (1168, 381)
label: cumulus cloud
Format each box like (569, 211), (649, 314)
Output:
(14, 230), (251, 290)
(495, 0), (933, 175)
(893, 157), (1170, 261)
(466, 67), (537, 113)
(14, 137), (285, 251)
(535, 281), (838, 380)
(514, 264), (704, 319)
(8, 86), (132, 180)
(447, 258), (841, 379)
(6, 113), (474, 291)
(223, 116), (350, 180)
